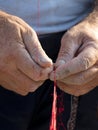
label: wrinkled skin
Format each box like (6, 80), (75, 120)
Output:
(50, 21), (98, 96)
(0, 12), (53, 96)
(1, 11), (98, 97)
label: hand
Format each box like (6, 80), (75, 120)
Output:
(0, 12), (53, 95)
(50, 21), (98, 96)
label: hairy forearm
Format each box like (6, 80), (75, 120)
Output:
(84, 0), (98, 24)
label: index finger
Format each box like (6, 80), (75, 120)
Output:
(55, 45), (98, 80)
(22, 27), (53, 68)
(16, 44), (53, 81)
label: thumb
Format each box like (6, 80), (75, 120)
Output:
(50, 33), (80, 80)
(56, 33), (80, 67)
(22, 28), (53, 68)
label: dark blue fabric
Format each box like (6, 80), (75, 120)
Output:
(75, 87), (98, 130)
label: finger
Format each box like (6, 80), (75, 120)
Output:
(22, 29), (53, 68)
(57, 81), (95, 96)
(60, 65), (98, 85)
(0, 69), (43, 96)
(54, 45), (98, 80)
(50, 33), (80, 80)
(57, 81), (79, 96)
(16, 44), (53, 81)
(55, 32), (81, 67)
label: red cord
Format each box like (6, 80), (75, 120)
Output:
(50, 68), (57, 130)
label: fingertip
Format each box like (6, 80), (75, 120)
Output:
(43, 66), (53, 75)
(55, 60), (65, 68)
(47, 66), (53, 72)
(51, 60), (66, 80)
(41, 57), (53, 67)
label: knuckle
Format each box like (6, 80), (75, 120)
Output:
(29, 87), (37, 92)
(61, 36), (66, 44)
(61, 32), (71, 44)
(75, 75), (86, 85)
(33, 69), (46, 81)
(59, 48), (72, 59)
(12, 87), (29, 96)
(81, 56), (90, 70)
(73, 90), (81, 96)
(30, 84), (41, 92)
(32, 75), (40, 81)
(26, 27), (36, 37)
(74, 93), (81, 96)
(0, 60), (11, 74)
(81, 53), (96, 70)
(20, 91), (29, 96)
(72, 87), (87, 96)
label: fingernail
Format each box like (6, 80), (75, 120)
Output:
(41, 58), (53, 66)
(40, 57), (53, 67)
(57, 60), (65, 66)
(44, 66), (53, 73)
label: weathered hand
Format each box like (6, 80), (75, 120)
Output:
(0, 11), (53, 95)
(50, 21), (98, 96)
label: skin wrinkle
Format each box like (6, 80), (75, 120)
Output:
(0, 1), (98, 130)
(0, 11), (53, 95)
(0, 0), (98, 97)
(50, 0), (98, 96)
